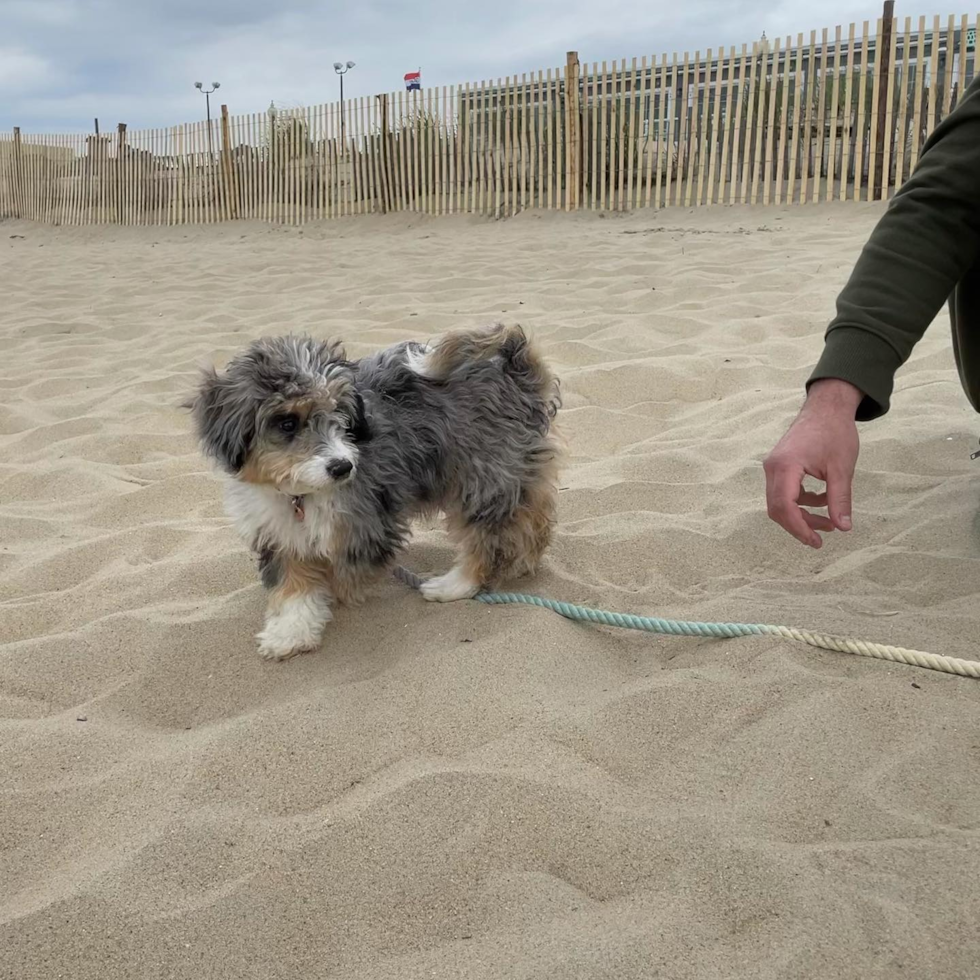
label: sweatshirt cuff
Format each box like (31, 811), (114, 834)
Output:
(807, 326), (905, 421)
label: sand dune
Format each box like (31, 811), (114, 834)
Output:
(2, 204), (980, 979)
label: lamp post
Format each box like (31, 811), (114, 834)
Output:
(195, 81), (220, 157)
(333, 61), (355, 144)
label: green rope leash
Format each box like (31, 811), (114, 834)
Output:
(392, 566), (980, 679)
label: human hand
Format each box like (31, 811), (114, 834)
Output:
(763, 379), (863, 548)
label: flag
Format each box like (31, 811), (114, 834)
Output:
(404, 70), (421, 91)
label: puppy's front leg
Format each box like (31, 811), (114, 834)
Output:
(256, 556), (333, 661)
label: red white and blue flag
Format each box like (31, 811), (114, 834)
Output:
(404, 70), (421, 91)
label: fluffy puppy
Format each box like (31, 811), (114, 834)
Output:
(187, 323), (562, 660)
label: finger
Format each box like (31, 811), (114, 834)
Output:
(802, 511), (835, 533)
(826, 467), (854, 531)
(799, 490), (828, 508)
(766, 465), (822, 548)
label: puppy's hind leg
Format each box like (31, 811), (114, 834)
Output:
(420, 562), (483, 603)
(420, 495), (509, 603)
(256, 555), (333, 661)
(423, 471), (558, 602)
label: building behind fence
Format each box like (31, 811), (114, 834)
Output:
(1, 8), (977, 226)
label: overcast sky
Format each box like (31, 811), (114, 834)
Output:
(0, 0), (963, 133)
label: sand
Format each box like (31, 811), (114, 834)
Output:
(2, 204), (980, 979)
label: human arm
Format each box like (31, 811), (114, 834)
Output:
(765, 77), (980, 547)
(809, 75), (980, 421)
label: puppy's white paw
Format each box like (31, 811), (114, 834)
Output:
(420, 566), (480, 603)
(257, 633), (316, 661)
(257, 593), (332, 661)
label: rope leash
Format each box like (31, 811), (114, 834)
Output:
(392, 566), (980, 680)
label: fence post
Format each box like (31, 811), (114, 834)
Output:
(12, 127), (23, 219)
(220, 104), (237, 219)
(873, 0), (895, 199)
(378, 93), (390, 214)
(116, 122), (127, 223)
(565, 50), (581, 210)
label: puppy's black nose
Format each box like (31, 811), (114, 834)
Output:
(326, 458), (353, 480)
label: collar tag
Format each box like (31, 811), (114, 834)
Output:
(291, 495), (306, 521)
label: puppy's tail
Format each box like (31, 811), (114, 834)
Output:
(414, 322), (561, 419)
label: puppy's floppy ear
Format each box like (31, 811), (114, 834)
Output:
(348, 389), (372, 443)
(186, 367), (258, 472)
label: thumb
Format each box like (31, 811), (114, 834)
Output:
(826, 467), (854, 531)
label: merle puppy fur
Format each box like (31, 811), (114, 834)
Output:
(188, 323), (562, 660)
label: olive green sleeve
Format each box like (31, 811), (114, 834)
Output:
(808, 75), (980, 421)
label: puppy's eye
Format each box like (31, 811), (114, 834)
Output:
(276, 415), (300, 435)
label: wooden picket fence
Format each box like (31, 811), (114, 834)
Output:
(1, 9), (977, 226)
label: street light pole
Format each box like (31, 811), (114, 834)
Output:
(333, 61), (356, 145)
(194, 81), (221, 157)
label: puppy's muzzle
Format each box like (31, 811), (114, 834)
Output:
(326, 458), (354, 481)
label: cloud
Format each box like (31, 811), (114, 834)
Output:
(3, 0), (80, 28)
(0, 0), (968, 134)
(0, 47), (57, 93)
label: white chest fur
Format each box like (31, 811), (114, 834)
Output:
(223, 479), (338, 559)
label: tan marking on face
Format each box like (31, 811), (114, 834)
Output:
(238, 446), (306, 486)
(236, 391), (345, 486)
(288, 392), (339, 416)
